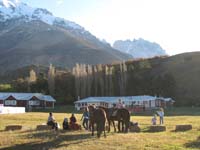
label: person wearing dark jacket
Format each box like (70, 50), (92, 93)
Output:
(69, 113), (80, 130)
(63, 118), (69, 130)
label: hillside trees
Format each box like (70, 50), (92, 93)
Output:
(9, 57), (177, 105)
(55, 71), (75, 104)
(30, 73), (48, 94)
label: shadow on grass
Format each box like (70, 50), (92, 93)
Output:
(0, 130), (94, 150)
(184, 136), (200, 149)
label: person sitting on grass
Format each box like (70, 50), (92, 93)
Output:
(69, 113), (81, 130)
(151, 114), (157, 125)
(47, 112), (58, 130)
(63, 118), (69, 130)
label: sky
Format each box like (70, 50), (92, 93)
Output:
(21, 0), (200, 55)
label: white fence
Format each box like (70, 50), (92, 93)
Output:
(0, 106), (25, 114)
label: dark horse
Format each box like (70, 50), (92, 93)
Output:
(88, 105), (107, 138)
(99, 106), (130, 133)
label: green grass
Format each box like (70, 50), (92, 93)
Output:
(33, 105), (200, 116)
(32, 105), (78, 113)
(0, 107), (200, 150)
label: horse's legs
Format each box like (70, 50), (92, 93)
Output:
(126, 120), (130, 133)
(112, 121), (116, 132)
(118, 121), (121, 132)
(97, 123), (100, 138)
(91, 123), (94, 136)
(121, 121), (123, 132)
(104, 125), (107, 138)
(108, 120), (111, 133)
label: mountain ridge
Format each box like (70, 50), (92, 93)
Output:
(0, 0), (131, 72)
(113, 38), (167, 58)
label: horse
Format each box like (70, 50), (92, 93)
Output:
(87, 105), (107, 138)
(99, 106), (130, 133)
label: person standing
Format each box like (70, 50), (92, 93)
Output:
(157, 108), (164, 125)
(81, 108), (89, 130)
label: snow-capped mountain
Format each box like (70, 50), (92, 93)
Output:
(0, 0), (131, 72)
(0, 0), (82, 29)
(113, 38), (167, 58)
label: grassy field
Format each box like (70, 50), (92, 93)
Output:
(0, 107), (200, 150)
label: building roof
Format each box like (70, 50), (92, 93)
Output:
(74, 95), (173, 104)
(0, 92), (56, 102)
(42, 95), (56, 102)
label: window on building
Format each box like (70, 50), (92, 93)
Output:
(29, 101), (40, 106)
(5, 100), (17, 106)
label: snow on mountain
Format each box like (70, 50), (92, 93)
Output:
(0, 0), (83, 30)
(0, 0), (19, 8)
(0, 0), (132, 71)
(113, 38), (167, 58)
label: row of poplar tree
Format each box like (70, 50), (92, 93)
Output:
(12, 58), (176, 104)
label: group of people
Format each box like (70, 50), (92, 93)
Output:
(47, 100), (165, 131)
(47, 112), (82, 130)
(62, 113), (81, 130)
(47, 108), (89, 131)
(151, 107), (165, 125)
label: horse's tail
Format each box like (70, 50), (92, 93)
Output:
(103, 110), (108, 125)
(126, 109), (131, 130)
(128, 111), (131, 129)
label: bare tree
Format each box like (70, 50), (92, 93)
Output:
(27, 69), (37, 92)
(72, 63), (81, 99)
(119, 61), (127, 95)
(86, 64), (93, 96)
(29, 69), (37, 83)
(48, 64), (55, 96)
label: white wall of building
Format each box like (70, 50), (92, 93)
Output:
(0, 106), (25, 114)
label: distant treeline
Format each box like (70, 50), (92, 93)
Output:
(1, 56), (181, 105)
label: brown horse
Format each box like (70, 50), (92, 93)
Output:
(99, 106), (130, 133)
(88, 105), (107, 138)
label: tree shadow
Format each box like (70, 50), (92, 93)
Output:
(184, 136), (200, 149)
(0, 131), (94, 150)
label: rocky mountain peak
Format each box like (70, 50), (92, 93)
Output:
(113, 38), (167, 58)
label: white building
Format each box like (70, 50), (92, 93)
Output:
(0, 92), (56, 109)
(74, 95), (174, 111)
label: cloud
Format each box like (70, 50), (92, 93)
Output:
(56, 0), (64, 5)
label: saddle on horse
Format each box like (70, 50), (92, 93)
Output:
(110, 108), (118, 117)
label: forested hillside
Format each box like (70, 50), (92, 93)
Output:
(1, 52), (200, 106)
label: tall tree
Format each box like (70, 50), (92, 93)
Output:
(72, 63), (81, 99)
(48, 64), (55, 96)
(27, 69), (37, 92)
(29, 69), (37, 83)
